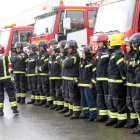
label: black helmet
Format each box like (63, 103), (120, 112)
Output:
(14, 42), (23, 49)
(50, 44), (59, 53)
(57, 40), (67, 49)
(28, 44), (37, 52)
(38, 40), (48, 49)
(64, 40), (78, 50)
(48, 39), (58, 45)
(129, 33), (140, 49)
(81, 46), (94, 57)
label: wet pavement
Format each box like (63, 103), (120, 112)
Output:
(0, 92), (140, 140)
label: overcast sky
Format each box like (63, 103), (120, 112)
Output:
(0, 0), (49, 27)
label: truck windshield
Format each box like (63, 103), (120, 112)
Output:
(94, 0), (136, 33)
(34, 14), (57, 36)
(0, 30), (10, 49)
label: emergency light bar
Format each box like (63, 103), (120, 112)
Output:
(89, 1), (103, 7)
(1, 23), (16, 29)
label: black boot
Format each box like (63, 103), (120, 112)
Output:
(20, 99), (25, 104)
(55, 107), (63, 111)
(44, 104), (50, 108)
(50, 105), (57, 110)
(70, 114), (79, 119)
(94, 115), (108, 122)
(0, 109), (4, 116)
(27, 100), (35, 104)
(64, 110), (73, 117)
(13, 109), (19, 114)
(44, 101), (53, 108)
(17, 99), (21, 103)
(124, 119), (138, 129)
(88, 118), (95, 121)
(36, 102), (45, 106)
(105, 118), (118, 126)
(79, 115), (89, 119)
(59, 107), (69, 113)
(114, 120), (127, 128)
(132, 125), (140, 134)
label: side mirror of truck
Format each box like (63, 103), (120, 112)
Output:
(26, 31), (31, 38)
(45, 27), (48, 34)
(63, 18), (71, 30)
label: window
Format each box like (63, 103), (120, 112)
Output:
(67, 11), (84, 33)
(88, 11), (95, 29)
(59, 11), (65, 33)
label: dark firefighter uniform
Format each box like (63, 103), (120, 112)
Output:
(0, 46), (19, 116)
(78, 46), (97, 121)
(62, 40), (81, 119)
(11, 42), (28, 103)
(106, 34), (127, 128)
(26, 44), (38, 104)
(57, 40), (69, 113)
(49, 45), (64, 111)
(36, 41), (52, 106)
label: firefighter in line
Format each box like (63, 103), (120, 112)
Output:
(11, 42), (28, 104)
(56, 40), (70, 113)
(78, 46), (97, 121)
(62, 40), (81, 119)
(106, 34), (127, 128)
(123, 37), (138, 129)
(0, 45), (19, 116)
(35, 41), (52, 107)
(49, 45), (64, 111)
(48, 39), (58, 49)
(94, 34), (110, 122)
(26, 44), (38, 104)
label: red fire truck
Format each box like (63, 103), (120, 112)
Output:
(0, 24), (34, 57)
(90, 0), (139, 53)
(30, 0), (100, 49)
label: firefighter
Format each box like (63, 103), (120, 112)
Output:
(26, 44), (38, 104)
(11, 42), (28, 104)
(62, 40), (81, 119)
(78, 46), (97, 121)
(106, 34), (127, 128)
(123, 37), (138, 129)
(0, 45), (19, 116)
(48, 39), (58, 47)
(49, 44), (64, 110)
(35, 41), (52, 107)
(94, 34), (110, 122)
(129, 33), (140, 134)
(57, 40), (69, 113)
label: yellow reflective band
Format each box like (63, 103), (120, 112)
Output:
(71, 56), (76, 64)
(27, 74), (37, 77)
(111, 55), (116, 59)
(85, 64), (93, 68)
(44, 58), (48, 62)
(97, 77), (108, 81)
(64, 77), (77, 80)
(129, 61), (135, 65)
(10, 68), (13, 70)
(108, 79), (123, 83)
(101, 54), (109, 59)
(10, 101), (17, 107)
(49, 61), (52, 64)
(110, 112), (118, 118)
(54, 61), (57, 64)
(29, 59), (35, 62)
(49, 77), (62, 80)
(130, 113), (138, 119)
(0, 76), (11, 80)
(8, 56), (11, 63)
(118, 113), (127, 120)
(99, 110), (108, 115)
(92, 67), (96, 72)
(80, 64), (83, 68)
(56, 56), (61, 60)
(96, 56), (99, 59)
(31, 95), (35, 99)
(21, 93), (26, 97)
(53, 101), (57, 105)
(40, 96), (46, 100)
(127, 82), (137, 87)
(108, 110), (110, 116)
(3, 55), (7, 77)
(57, 101), (64, 105)
(83, 107), (89, 110)
(35, 96), (40, 100)
(41, 56), (45, 60)
(117, 58), (124, 65)
(39, 67), (42, 72)
(26, 68), (27, 70)
(78, 83), (90, 87)
(122, 76), (126, 80)
(47, 96), (53, 101)
(39, 73), (49, 76)
(13, 71), (25, 74)
(91, 79), (97, 84)
(90, 108), (97, 111)
(0, 103), (4, 108)
(64, 102), (69, 107)
(16, 93), (21, 97)
(73, 106), (81, 111)
(62, 76), (65, 79)
(25, 58), (29, 63)
(69, 104), (73, 110)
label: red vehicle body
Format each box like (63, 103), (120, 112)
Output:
(90, 0), (140, 54)
(31, 1), (100, 50)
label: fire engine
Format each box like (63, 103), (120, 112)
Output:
(0, 24), (34, 57)
(30, 0), (101, 50)
(90, 0), (139, 53)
